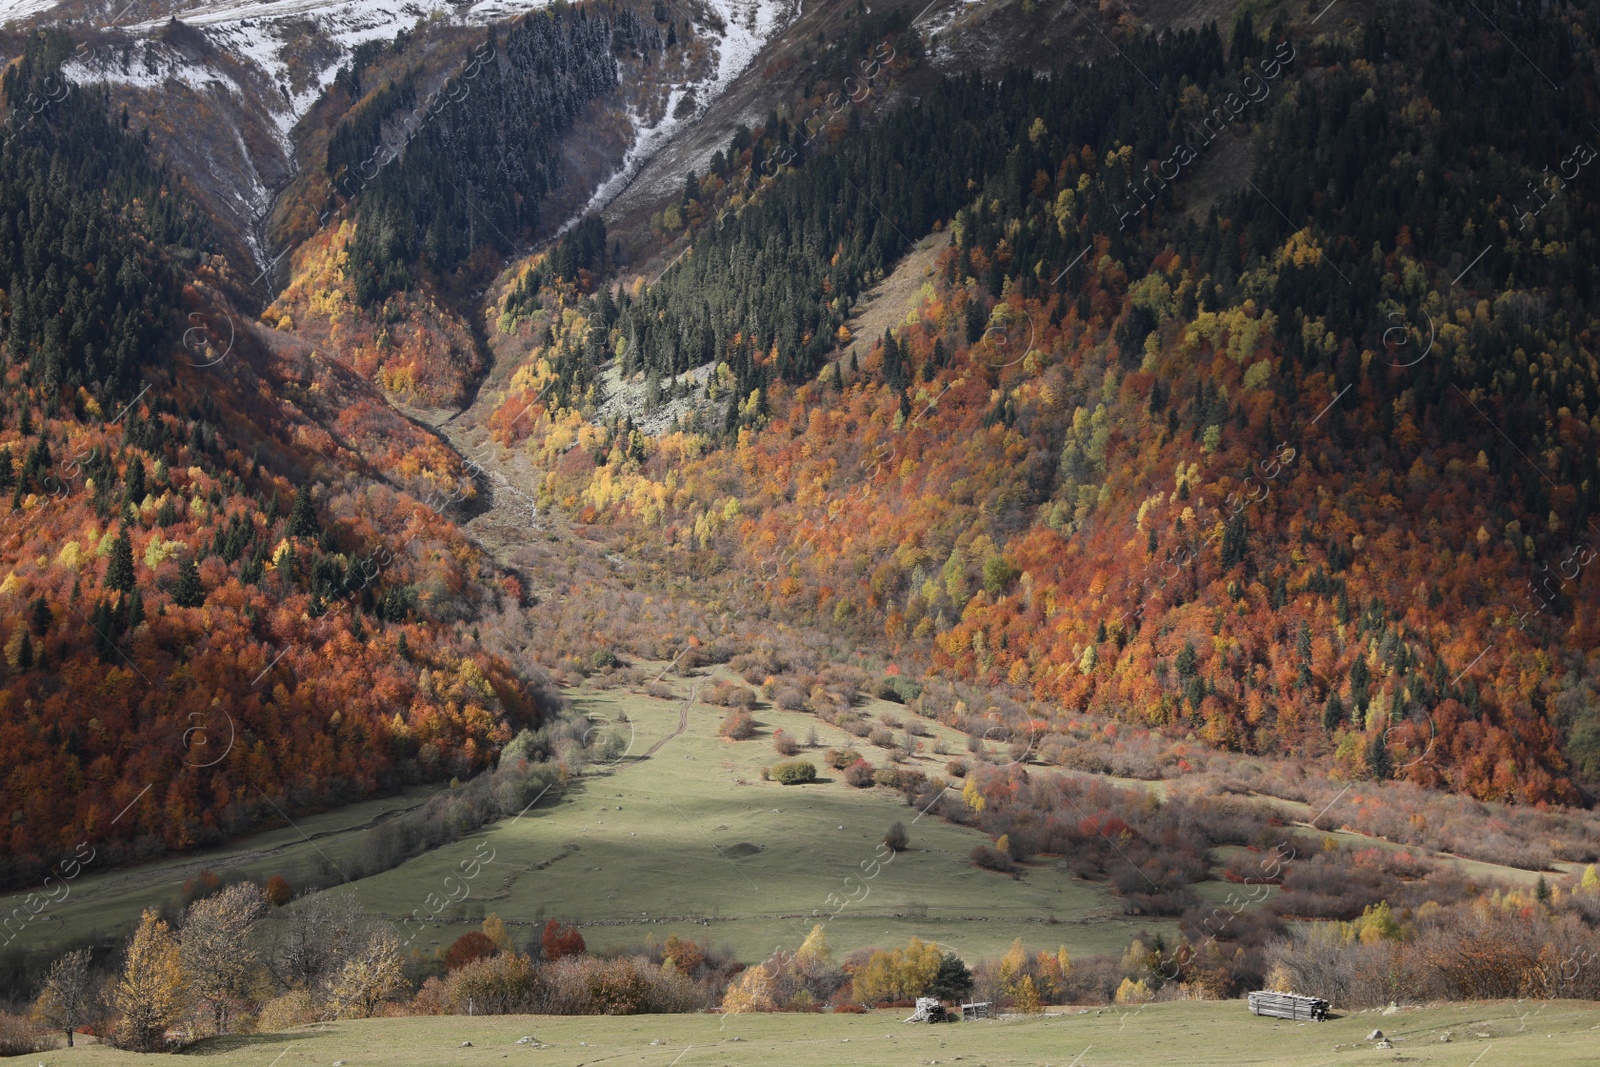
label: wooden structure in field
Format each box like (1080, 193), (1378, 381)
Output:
(905, 997), (949, 1022)
(1248, 991), (1330, 1021)
(960, 1001), (991, 1020)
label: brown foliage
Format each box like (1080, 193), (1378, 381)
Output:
(542, 919), (586, 961)
(842, 759), (876, 787)
(445, 931), (500, 971)
(719, 710), (756, 740)
(264, 875), (293, 906)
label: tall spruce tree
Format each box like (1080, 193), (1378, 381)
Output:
(106, 528), (136, 593)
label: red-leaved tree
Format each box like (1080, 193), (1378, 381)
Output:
(445, 931), (499, 971)
(542, 919), (586, 961)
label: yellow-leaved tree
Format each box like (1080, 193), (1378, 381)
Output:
(114, 909), (186, 1051)
(1115, 977), (1152, 1004)
(900, 937), (943, 997)
(999, 937), (1028, 996)
(851, 937), (943, 1004)
(1012, 974), (1042, 1014)
(482, 914), (514, 953)
(721, 964), (776, 1013)
(852, 950), (900, 1004)
(796, 924), (832, 967)
(326, 929), (408, 1019)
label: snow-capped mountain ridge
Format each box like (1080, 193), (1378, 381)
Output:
(7, 0), (797, 281)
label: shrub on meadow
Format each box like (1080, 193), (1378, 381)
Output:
(771, 760), (818, 785)
(843, 760), (876, 788)
(719, 710), (755, 740)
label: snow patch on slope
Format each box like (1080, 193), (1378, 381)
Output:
(569, 0), (796, 225)
(17, 0), (557, 156)
(131, 0), (550, 145)
(0, 0), (58, 21)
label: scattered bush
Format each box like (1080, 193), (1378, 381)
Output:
(869, 727), (896, 749)
(877, 676), (924, 703)
(873, 765), (923, 790)
(885, 821), (909, 852)
(719, 710), (755, 740)
(444, 952), (539, 1013)
(970, 843), (1015, 873)
(645, 681), (675, 699)
(946, 759), (969, 777)
(774, 687), (808, 711)
(705, 682), (758, 709)
(0, 1013), (47, 1056)
(180, 869), (223, 907)
(772, 730), (800, 756)
(255, 990), (319, 1031)
(771, 760), (818, 785)
(729, 649), (785, 684)
(843, 760), (876, 788)
(825, 747), (858, 770)
(591, 649), (620, 671)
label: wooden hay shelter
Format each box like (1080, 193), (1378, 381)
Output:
(1247, 991), (1330, 1021)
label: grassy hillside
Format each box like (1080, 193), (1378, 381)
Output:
(10, 1000), (1600, 1066)
(310, 670), (1179, 962)
(0, 789), (441, 965)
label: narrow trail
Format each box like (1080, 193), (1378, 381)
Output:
(640, 679), (699, 759)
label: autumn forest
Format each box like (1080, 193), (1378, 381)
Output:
(2, 0), (1600, 1057)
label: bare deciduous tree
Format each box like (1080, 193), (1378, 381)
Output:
(180, 882), (267, 1034)
(34, 947), (94, 1047)
(265, 891), (367, 993)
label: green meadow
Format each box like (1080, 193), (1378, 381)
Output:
(10, 1000), (1600, 1066)
(328, 674), (1174, 963)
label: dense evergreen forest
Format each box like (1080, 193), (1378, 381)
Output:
(343, 4), (660, 307)
(0, 30), (211, 406)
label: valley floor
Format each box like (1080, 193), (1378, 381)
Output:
(10, 1000), (1600, 1066)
